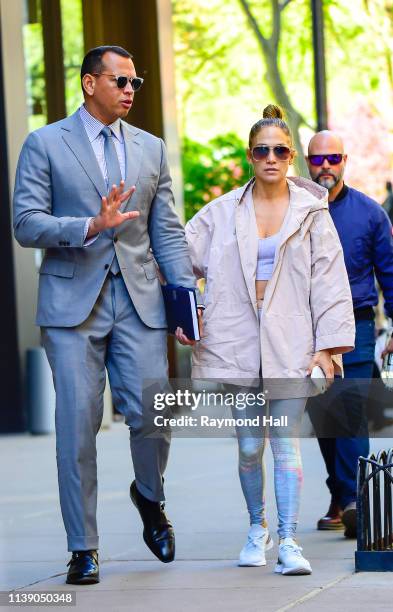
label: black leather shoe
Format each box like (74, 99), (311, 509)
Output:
(130, 480), (175, 563)
(66, 550), (99, 585)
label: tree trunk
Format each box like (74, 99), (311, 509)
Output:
(238, 0), (310, 177)
(263, 50), (309, 176)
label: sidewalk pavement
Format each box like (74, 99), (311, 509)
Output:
(1, 424), (392, 611)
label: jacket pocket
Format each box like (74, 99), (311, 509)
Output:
(142, 259), (158, 280)
(351, 236), (371, 270)
(39, 258), (75, 278)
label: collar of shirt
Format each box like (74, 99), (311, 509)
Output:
(79, 104), (123, 144)
(330, 183), (349, 204)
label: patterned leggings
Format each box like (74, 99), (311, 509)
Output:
(236, 398), (305, 539)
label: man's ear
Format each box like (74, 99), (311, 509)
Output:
(82, 73), (95, 97)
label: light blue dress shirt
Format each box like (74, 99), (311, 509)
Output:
(79, 104), (126, 244)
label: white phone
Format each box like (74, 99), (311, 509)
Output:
(311, 365), (325, 378)
(310, 365), (327, 393)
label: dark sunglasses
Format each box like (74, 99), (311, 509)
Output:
(93, 73), (144, 92)
(251, 145), (292, 162)
(308, 153), (343, 166)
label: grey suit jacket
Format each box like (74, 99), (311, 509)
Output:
(13, 111), (195, 328)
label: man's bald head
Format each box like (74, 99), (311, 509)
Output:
(306, 130), (347, 197)
(308, 130), (344, 156)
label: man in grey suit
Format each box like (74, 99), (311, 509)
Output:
(13, 45), (195, 584)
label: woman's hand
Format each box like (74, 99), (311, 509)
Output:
(381, 337), (393, 360)
(197, 308), (204, 337)
(175, 327), (195, 346)
(307, 349), (335, 383)
(174, 308), (204, 346)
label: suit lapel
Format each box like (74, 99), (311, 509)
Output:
(121, 123), (143, 212)
(61, 112), (107, 198)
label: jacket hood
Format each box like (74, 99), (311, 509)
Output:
(288, 176), (328, 211)
(235, 176), (328, 214)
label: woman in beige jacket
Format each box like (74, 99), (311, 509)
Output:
(178, 105), (355, 575)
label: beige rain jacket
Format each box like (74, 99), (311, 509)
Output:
(185, 177), (355, 382)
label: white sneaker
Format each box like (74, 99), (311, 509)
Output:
(274, 538), (312, 575)
(238, 524), (274, 567)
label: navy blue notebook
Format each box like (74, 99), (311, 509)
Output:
(162, 285), (200, 341)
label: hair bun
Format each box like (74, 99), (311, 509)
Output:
(262, 104), (284, 120)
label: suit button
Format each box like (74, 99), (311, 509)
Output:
(104, 264), (109, 269)
(114, 237), (118, 243)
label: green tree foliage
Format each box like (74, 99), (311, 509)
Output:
(182, 134), (249, 220)
(61, 0), (84, 114)
(22, 0), (84, 130)
(23, 16), (46, 131)
(173, 0), (314, 160)
(237, 0), (311, 176)
(173, 0), (393, 206)
(173, 0), (256, 139)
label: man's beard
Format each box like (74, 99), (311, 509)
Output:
(315, 171), (343, 191)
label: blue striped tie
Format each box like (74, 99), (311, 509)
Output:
(101, 126), (121, 275)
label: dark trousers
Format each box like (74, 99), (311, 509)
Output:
(308, 318), (375, 509)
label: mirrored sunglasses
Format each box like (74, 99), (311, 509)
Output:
(93, 73), (144, 92)
(252, 145), (292, 162)
(308, 154), (343, 166)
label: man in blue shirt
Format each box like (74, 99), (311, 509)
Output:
(306, 131), (393, 537)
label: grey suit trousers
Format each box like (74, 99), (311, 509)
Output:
(41, 272), (170, 552)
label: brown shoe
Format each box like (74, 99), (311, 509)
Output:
(342, 502), (357, 538)
(317, 500), (344, 530)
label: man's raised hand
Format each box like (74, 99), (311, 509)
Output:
(87, 181), (139, 238)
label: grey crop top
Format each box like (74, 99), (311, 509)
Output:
(256, 233), (280, 281)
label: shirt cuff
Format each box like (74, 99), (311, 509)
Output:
(83, 217), (100, 246)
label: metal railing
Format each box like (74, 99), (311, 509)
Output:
(356, 449), (393, 571)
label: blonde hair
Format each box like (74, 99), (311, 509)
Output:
(248, 104), (293, 148)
